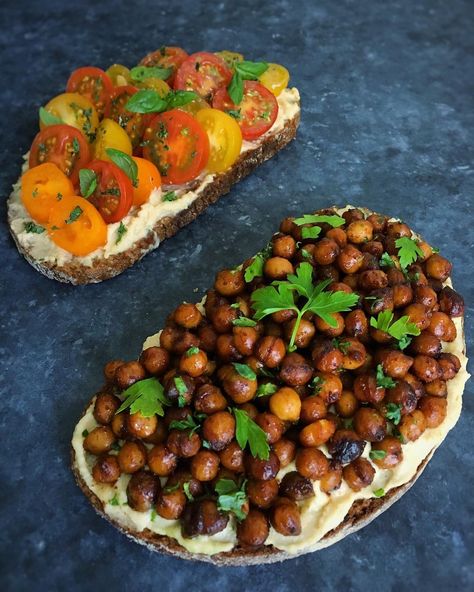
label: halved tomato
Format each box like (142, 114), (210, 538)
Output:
(66, 67), (114, 118)
(86, 160), (133, 223)
(105, 85), (151, 148)
(41, 93), (99, 143)
(139, 46), (189, 85)
(29, 125), (90, 186)
(132, 157), (161, 206)
(142, 109), (210, 185)
(195, 109), (242, 174)
(212, 81), (279, 141)
(174, 52), (232, 101)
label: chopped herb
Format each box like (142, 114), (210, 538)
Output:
(39, 106), (63, 126)
(115, 222), (127, 245)
(186, 346), (200, 356)
(376, 364), (396, 388)
(230, 302), (241, 309)
(232, 363), (257, 381)
(385, 403), (402, 425)
(106, 148), (138, 187)
(56, 192), (63, 201)
(301, 226), (322, 240)
(202, 440), (211, 449)
(233, 408), (269, 460)
(130, 65), (173, 82)
(256, 383), (278, 397)
(109, 493), (120, 506)
(23, 221), (45, 234)
(115, 377), (169, 417)
(373, 488), (385, 498)
(163, 483), (180, 493)
(227, 109), (242, 120)
(169, 414), (200, 434)
(301, 248), (311, 259)
(32, 188), (38, 197)
(332, 338), (351, 354)
(82, 429), (89, 437)
(232, 317), (257, 327)
(379, 252), (395, 268)
(174, 376), (188, 407)
(342, 418), (354, 429)
(309, 376), (324, 394)
(215, 479), (248, 521)
(162, 190), (178, 202)
(72, 137), (80, 154)
(79, 169), (97, 198)
(432, 246), (440, 254)
(369, 449), (387, 460)
(150, 508), (157, 522)
(183, 482), (194, 501)
(65, 206), (83, 224)
(111, 442), (121, 451)
(293, 214), (345, 227)
(370, 310), (420, 349)
(395, 237), (424, 270)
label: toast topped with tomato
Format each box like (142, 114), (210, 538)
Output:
(8, 48), (300, 284)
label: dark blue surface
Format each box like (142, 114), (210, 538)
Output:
(1, 1), (473, 590)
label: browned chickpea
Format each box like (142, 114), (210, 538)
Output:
(386, 268), (405, 286)
(194, 384), (227, 415)
(264, 320), (283, 337)
(272, 438), (297, 468)
(93, 392), (120, 425)
(237, 509), (269, 548)
(255, 412), (284, 444)
(126, 470), (160, 512)
(232, 326), (258, 356)
(173, 303), (203, 328)
(198, 324), (218, 353)
(179, 348), (208, 377)
(117, 441), (147, 474)
(313, 238), (340, 265)
(314, 312), (345, 337)
(264, 257), (294, 280)
(393, 283), (413, 308)
(314, 371), (343, 404)
(427, 312), (457, 342)
(418, 396), (447, 428)
(279, 472), (315, 500)
(343, 458), (375, 492)
(190, 450), (220, 482)
(173, 329), (201, 356)
(268, 387), (301, 422)
(358, 270), (388, 291)
(127, 411), (158, 439)
(164, 374), (195, 406)
(362, 240), (384, 258)
(245, 451), (280, 481)
(379, 349), (414, 378)
(279, 353), (313, 386)
(238, 402), (259, 420)
(424, 379), (447, 397)
(115, 361), (146, 390)
(337, 244), (364, 274)
(83, 426), (116, 455)
(345, 309), (369, 340)
(299, 418), (336, 447)
(280, 216), (296, 234)
(271, 309), (297, 324)
(387, 221), (411, 238)
(438, 353), (461, 381)
(398, 410), (427, 442)
(425, 254), (452, 281)
(312, 339), (343, 373)
(142, 418), (167, 445)
(182, 499), (229, 538)
(272, 234), (296, 259)
(403, 372), (426, 399)
(147, 444), (177, 476)
(296, 448), (330, 480)
(438, 286), (464, 317)
(270, 498), (301, 536)
(364, 288), (394, 315)
(202, 411), (235, 451)
(403, 303), (431, 331)
(211, 304), (238, 334)
(385, 381), (417, 415)
(164, 405), (192, 428)
(347, 220), (373, 244)
(159, 326), (183, 352)
(283, 318), (315, 349)
(167, 429), (201, 458)
(340, 338), (367, 370)
(219, 441), (244, 472)
(221, 366), (257, 403)
(329, 281), (353, 294)
(254, 336), (286, 369)
(215, 269), (245, 296)
(247, 478), (279, 508)
(343, 208), (364, 224)
(215, 334), (242, 362)
(92, 455), (121, 483)
(111, 412), (127, 439)
(320, 460), (343, 494)
(371, 437), (403, 469)
(365, 213), (386, 232)
(410, 333), (442, 357)
(335, 390), (359, 417)
(414, 285), (437, 310)
(412, 355), (442, 383)
(326, 227), (347, 248)
(343, 273), (359, 290)
(156, 488), (187, 520)
(104, 359), (124, 382)
(317, 264), (340, 283)
(301, 395), (328, 423)
(139, 347), (170, 376)
(327, 429), (365, 463)
(353, 374), (385, 403)
(353, 408), (387, 442)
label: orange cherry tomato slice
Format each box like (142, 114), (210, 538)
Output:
(66, 67), (114, 118)
(86, 160), (133, 223)
(212, 81), (279, 141)
(132, 157), (161, 206)
(143, 109), (210, 185)
(29, 124), (90, 187)
(174, 52), (232, 100)
(21, 163), (75, 224)
(139, 46), (189, 86)
(48, 195), (107, 256)
(105, 85), (151, 148)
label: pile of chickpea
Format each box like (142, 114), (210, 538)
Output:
(81, 207), (465, 549)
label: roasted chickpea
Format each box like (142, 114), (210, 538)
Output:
(270, 498), (301, 536)
(438, 286), (464, 317)
(358, 270), (388, 291)
(403, 303), (430, 331)
(111, 412), (127, 439)
(314, 371), (343, 404)
(272, 438), (297, 468)
(345, 309), (369, 340)
(156, 488), (187, 520)
(211, 304), (238, 334)
(412, 355), (442, 383)
(346, 219), (373, 244)
(93, 392), (120, 425)
(398, 410), (427, 442)
(299, 418), (336, 447)
(166, 469), (204, 498)
(233, 326), (258, 356)
(254, 336), (286, 368)
(410, 333), (442, 357)
(272, 234), (296, 259)
(255, 412), (285, 444)
(202, 411), (235, 451)
(167, 429), (201, 458)
(147, 444), (177, 476)
(174, 303), (203, 328)
(247, 479), (279, 509)
(340, 338), (367, 370)
(418, 396), (447, 428)
(219, 441), (245, 472)
(393, 283), (413, 308)
(125, 470), (160, 512)
(237, 509), (269, 547)
(314, 312), (345, 337)
(283, 318), (316, 349)
(164, 405), (192, 428)
(139, 347), (170, 376)
(335, 390), (359, 417)
(244, 451), (280, 481)
(327, 429), (365, 464)
(312, 339), (343, 373)
(425, 254), (452, 281)
(279, 353), (313, 386)
(104, 359), (124, 382)
(216, 334), (242, 362)
(182, 499), (229, 538)
(370, 437), (403, 469)
(403, 372), (426, 399)
(320, 460), (343, 494)
(115, 361), (146, 390)
(198, 324), (218, 352)
(194, 384), (227, 415)
(316, 264), (340, 283)
(425, 378), (448, 397)
(142, 418), (167, 445)
(126, 411), (158, 439)
(326, 227), (347, 248)
(179, 348), (208, 377)
(438, 353), (461, 381)
(215, 269), (245, 296)
(353, 374), (385, 403)
(117, 440), (147, 474)
(160, 326), (183, 352)
(313, 238), (340, 265)
(264, 257), (294, 280)
(385, 381), (418, 415)
(238, 402), (259, 420)
(296, 447), (330, 480)
(413, 285), (437, 310)
(92, 455), (121, 483)
(221, 366), (257, 403)
(362, 240), (384, 258)
(279, 472), (315, 500)
(337, 244), (364, 274)
(269, 387), (301, 422)
(83, 426), (116, 455)
(301, 395), (328, 423)
(387, 221), (411, 238)
(353, 408), (387, 442)
(343, 208), (364, 224)
(379, 349), (414, 378)
(364, 287), (394, 315)
(343, 458), (375, 491)
(190, 450), (220, 482)
(427, 312), (457, 342)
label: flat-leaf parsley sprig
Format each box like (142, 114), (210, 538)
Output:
(251, 262), (359, 352)
(293, 214), (345, 240)
(370, 310), (420, 350)
(115, 377), (170, 417)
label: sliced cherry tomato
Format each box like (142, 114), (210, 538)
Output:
(174, 52), (232, 101)
(212, 81), (279, 141)
(66, 67), (114, 118)
(21, 163), (75, 224)
(86, 160), (133, 223)
(106, 64), (132, 87)
(105, 86), (151, 148)
(41, 93), (99, 143)
(195, 109), (242, 174)
(139, 46), (189, 85)
(177, 95), (210, 116)
(142, 109), (210, 185)
(215, 51), (244, 68)
(29, 125), (90, 186)
(135, 78), (170, 96)
(92, 118), (133, 161)
(48, 195), (107, 256)
(132, 157), (161, 206)
(259, 63), (290, 97)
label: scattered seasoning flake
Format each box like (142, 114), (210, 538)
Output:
(162, 190), (178, 202)
(24, 221), (45, 234)
(82, 429), (89, 437)
(109, 493), (120, 506)
(65, 206), (83, 224)
(373, 488), (385, 498)
(116, 221), (127, 245)
(150, 508), (157, 522)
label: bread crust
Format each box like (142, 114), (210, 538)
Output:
(9, 112), (300, 285)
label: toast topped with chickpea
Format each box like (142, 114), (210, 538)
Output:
(8, 48), (300, 284)
(71, 206), (469, 565)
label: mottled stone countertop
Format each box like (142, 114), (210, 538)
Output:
(0, 0), (472, 590)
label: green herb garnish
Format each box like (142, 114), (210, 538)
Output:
(256, 383), (278, 397)
(232, 363), (257, 380)
(370, 310), (420, 349)
(385, 403), (402, 425)
(232, 317), (257, 327)
(169, 414), (200, 434)
(106, 148), (138, 187)
(379, 252), (395, 268)
(233, 409), (269, 460)
(174, 376), (188, 407)
(130, 65), (173, 82)
(116, 221), (127, 245)
(39, 106), (63, 126)
(24, 221), (45, 234)
(395, 237), (424, 270)
(373, 488), (385, 498)
(369, 450), (387, 461)
(115, 377), (169, 417)
(186, 346), (200, 357)
(82, 429), (89, 437)
(183, 482), (194, 501)
(215, 479), (248, 521)
(126, 89), (199, 114)
(162, 190), (178, 202)
(79, 169), (97, 198)
(227, 60), (268, 104)
(65, 206), (83, 224)
(293, 214), (345, 227)
(376, 364), (397, 388)
(109, 493), (120, 506)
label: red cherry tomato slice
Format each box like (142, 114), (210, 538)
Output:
(86, 160), (133, 223)
(139, 46), (189, 85)
(105, 85), (152, 148)
(142, 109), (210, 185)
(174, 52), (232, 100)
(29, 125), (91, 187)
(212, 81), (279, 141)
(66, 67), (114, 118)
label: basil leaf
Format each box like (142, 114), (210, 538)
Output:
(115, 221), (127, 245)
(228, 71), (244, 105)
(39, 107), (63, 126)
(23, 221), (45, 234)
(235, 60), (269, 79)
(162, 191), (178, 202)
(65, 206), (83, 224)
(79, 169), (97, 198)
(106, 148), (138, 187)
(166, 90), (200, 108)
(130, 65), (172, 82)
(126, 89), (168, 114)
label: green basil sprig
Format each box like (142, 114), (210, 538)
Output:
(126, 89), (200, 114)
(227, 60), (269, 105)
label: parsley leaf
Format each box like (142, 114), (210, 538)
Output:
(115, 221), (127, 245)
(376, 364), (396, 388)
(162, 190), (178, 202)
(369, 450), (387, 460)
(79, 169), (97, 198)
(169, 414), (200, 434)
(65, 206), (83, 224)
(293, 214), (345, 227)
(373, 488), (385, 498)
(183, 482), (194, 501)
(109, 493), (120, 506)
(174, 376), (188, 407)
(379, 252), (395, 268)
(332, 337), (351, 354)
(39, 106), (63, 126)
(370, 310), (420, 349)
(301, 226), (322, 240)
(150, 508), (157, 522)
(130, 65), (173, 82)
(256, 383), (278, 397)
(232, 363), (257, 380)
(106, 148), (138, 187)
(115, 377), (169, 417)
(232, 317), (257, 327)
(385, 403), (402, 425)
(186, 346), (200, 356)
(395, 237), (424, 270)
(24, 221), (45, 234)
(233, 408), (269, 460)
(82, 429), (89, 437)
(215, 479), (248, 521)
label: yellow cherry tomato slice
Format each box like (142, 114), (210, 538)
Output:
(21, 163), (75, 224)
(132, 157), (161, 206)
(92, 118), (132, 161)
(106, 64), (132, 87)
(178, 96), (210, 116)
(40, 93), (99, 142)
(195, 108), (242, 174)
(48, 195), (107, 256)
(215, 51), (244, 68)
(259, 63), (290, 97)
(136, 78), (170, 97)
